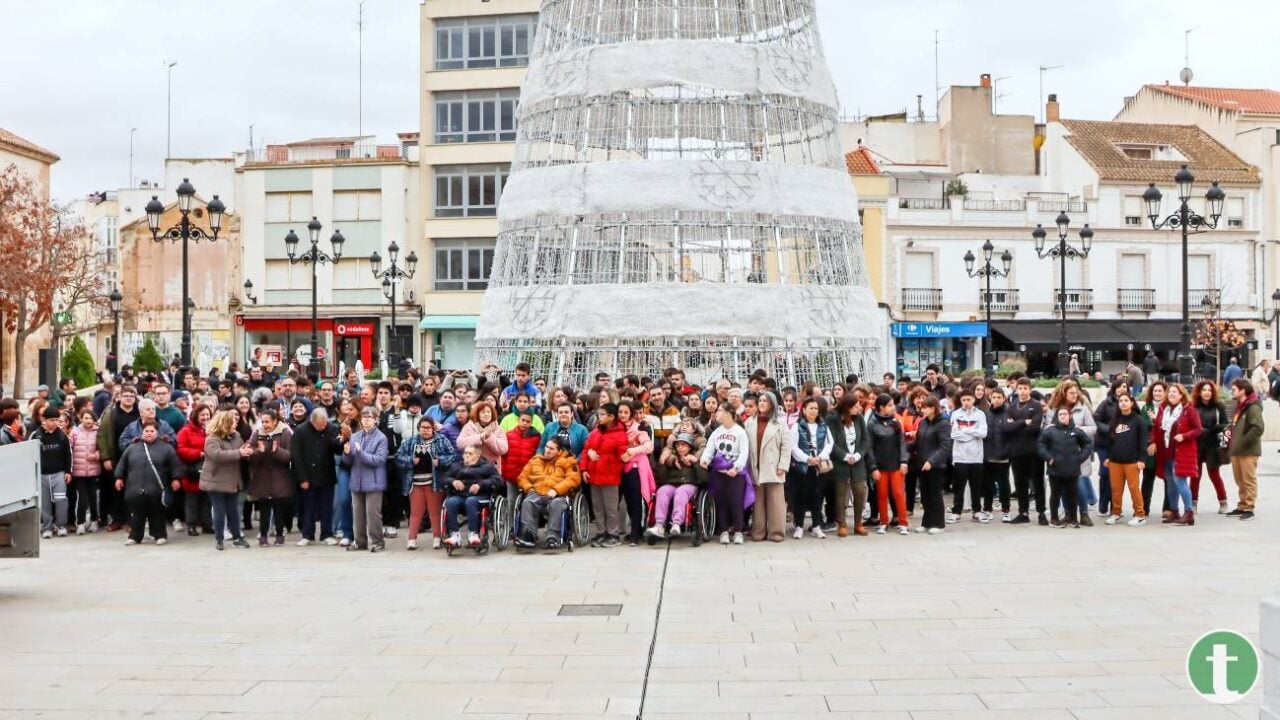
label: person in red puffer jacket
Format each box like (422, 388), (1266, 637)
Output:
(1152, 383), (1201, 526)
(581, 403), (629, 548)
(175, 406), (214, 536)
(501, 411), (542, 513)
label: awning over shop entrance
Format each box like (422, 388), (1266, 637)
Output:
(419, 315), (478, 330)
(991, 321), (1185, 350)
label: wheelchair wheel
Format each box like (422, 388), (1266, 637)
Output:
(491, 495), (510, 551)
(571, 492), (590, 547)
(697, 490), (716, 542)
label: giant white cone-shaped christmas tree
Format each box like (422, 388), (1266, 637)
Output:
(474, 0), (883, 387)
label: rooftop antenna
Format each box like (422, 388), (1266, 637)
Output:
(1039, 64), (1063, 123)
(248, 123), (255, 154)
(916, 95), (924, 122)
(933, 30), (946, 117)
(993, 74), (1013, 114)
(1181, 26), (1199, 86)
(165, 60), (178, 158)
(128, 127), (137, 189)
(358, 0), (366, 138)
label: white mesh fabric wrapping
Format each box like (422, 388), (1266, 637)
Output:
(497, 161), (860, 224)
(521, 39), (838, 109)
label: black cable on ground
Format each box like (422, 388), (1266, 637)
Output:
(635, 537), (673, 720)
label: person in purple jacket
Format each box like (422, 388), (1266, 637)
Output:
(344, 408), (389, 553)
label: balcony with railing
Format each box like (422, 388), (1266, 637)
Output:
(964, 199), (1026, 212)
(902, 288), (943, 312)
(1118, 288), (1155, 312)
(899, 198), (949, 210)
(980, 288), (1019, 313)
(1053, 288), (1093, 313)
(238, 143), (411, 167)
(1037, 200), (1088, 213)
(1189, 288), (1221, 309)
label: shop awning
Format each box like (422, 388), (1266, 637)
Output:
(991, 321), (1185, 350)
(419, 315), (478, 330)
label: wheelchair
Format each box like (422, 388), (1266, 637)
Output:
(511, 490), (589, 552)
(644, 487), (716, 547)
(441, 492), (509, 557)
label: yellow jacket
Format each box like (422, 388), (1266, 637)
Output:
(517, 452), (581, 497)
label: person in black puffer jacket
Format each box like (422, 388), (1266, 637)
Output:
(114, 420), (180, 546)
(867, 394), (909, 534)
(983, 386), (1013, 521)
(441, 445), (503, 549)
(1091, 380), (1125, 516)
(1005, 378), (1046, 525)
(911, 396), (952, 534)
(1104, 393), (1148, 525)
(1191, 380), (1229, 514)
(1037, 407), (1093, 528)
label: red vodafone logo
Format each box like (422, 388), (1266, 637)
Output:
(335, 322), (374, 336)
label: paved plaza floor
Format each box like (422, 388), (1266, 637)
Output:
(4, 451), (1280, 720)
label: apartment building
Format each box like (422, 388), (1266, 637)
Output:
(418, 0), (539, 370)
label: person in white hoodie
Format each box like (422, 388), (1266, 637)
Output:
(947, 388), (989, 523)
(700, 406), (750, 545)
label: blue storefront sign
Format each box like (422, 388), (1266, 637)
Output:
(892, 322), (988, 338)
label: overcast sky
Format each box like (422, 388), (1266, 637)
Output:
(3, 0), (1279, 201)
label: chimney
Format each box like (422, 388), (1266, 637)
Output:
(1046, 93), (1060, 123)
(980, 73), (992, 88)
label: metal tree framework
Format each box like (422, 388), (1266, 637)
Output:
(473, 0), (883, 387)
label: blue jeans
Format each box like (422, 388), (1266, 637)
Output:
(1164, 459), (1193, 515)
(1076, 476), (1096, 513)
(210, 491), (242, 542)
(333, 461), (354, 540)
(444, 495), (488, 533)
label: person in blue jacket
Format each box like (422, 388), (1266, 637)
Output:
(538, 402), (589, 458)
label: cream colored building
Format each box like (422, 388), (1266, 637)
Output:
(418, 0), (539, 370)
(0, 127), (60, 394)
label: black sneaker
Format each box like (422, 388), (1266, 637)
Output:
(1010, 514), (1030, 525)
(1226, 508), (1245, 516)
(215, 541), (224, 551)
(600, 535), (621, 548)
(589, 534), (604, 548)
(1037, 513), (1049, 527)
(1240, 511), (1255, 521)
(545, 535), (562, 549)
(370, 542), (386, 553)
(231, 537), (250, 549)
(515, 532), (537, 549)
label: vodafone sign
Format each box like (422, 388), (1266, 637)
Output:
(335, 322), (375, 337)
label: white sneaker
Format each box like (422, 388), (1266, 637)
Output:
(384, 526), (398, 538)
(1127, 517), (1147, 527)
(406, 538), (418, 550)
(899, 526), (911, 535)
(323, 537), (339, 546)
(1105, 515), (1120, 525)
(75, 524), (86, 536)
(792, 526), (804, 540)
(862, 506), (871, 520)
(810, 526), (826, 539)
(979, 512), (992, 524)
(668, 525), (682, 538)
(155, 538), (167, 546)
(334, 530), (345, 540)
(339, 537), (351, 547)
(56, 527), (67, 537)
(732, 532), (744, 545)
(88, 520), (99, 533)
(945, 512), (960, 524)
(172, 519), (185, 531)
(431, 537), (441, 549)
(41, 530), (52, 539)
(927, 527), (944, 535)
(467, 532), (481, 547)
(719, 532), (730, 545)
(876, 526), (886, 535)
(445, 532), (461, 547)
(223, 529), (233, 541)
(123, 538), (137, 546)
(296, 538), (311, 547)
(1002, 512), (1012, 523)
(647, 525), (666, 539)
(914, 526), (928, 534)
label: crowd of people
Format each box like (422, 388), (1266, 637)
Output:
(1, 354), (1267, 554)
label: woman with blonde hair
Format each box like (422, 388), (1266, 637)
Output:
(201, 410), (252, 550)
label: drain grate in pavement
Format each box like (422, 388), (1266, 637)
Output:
(558, 603), (622, 617)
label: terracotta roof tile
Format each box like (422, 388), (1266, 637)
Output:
(1146, 85), (1280, 115)
(0, 127), (59, 163)
(844, 146), (882, 175)
(1060, 119), (1259, 186)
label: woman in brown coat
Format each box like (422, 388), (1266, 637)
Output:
(201, 410), (252, 550)
(247, 408), (295, 546)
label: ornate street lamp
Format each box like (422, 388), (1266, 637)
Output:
(369, 241), (419, 367)
(1033, 212), (1092, 375)
(284, 217), (345, 379)
(964, 239), (1012, 376)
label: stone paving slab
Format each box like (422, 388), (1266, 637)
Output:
(4, 449), (1280, 718)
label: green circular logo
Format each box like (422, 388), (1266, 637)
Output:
(1186, 630), (1259, 704)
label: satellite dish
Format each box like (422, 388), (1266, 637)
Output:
(1180, 67), (1194, 86)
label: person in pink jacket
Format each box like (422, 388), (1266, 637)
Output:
(68, 409), (101, 534)
(456, 400), (509, 472)
(618, 400), (655, 546)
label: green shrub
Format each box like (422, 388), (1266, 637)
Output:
(995, 359), (1027, 378)
(132, 338), (165, 373)
(61, 336), (97, 389)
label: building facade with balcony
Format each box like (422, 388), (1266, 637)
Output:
(875, 98), (1263, 380)
(234, 137), (420, 376)
(418, 0), (539, 370)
